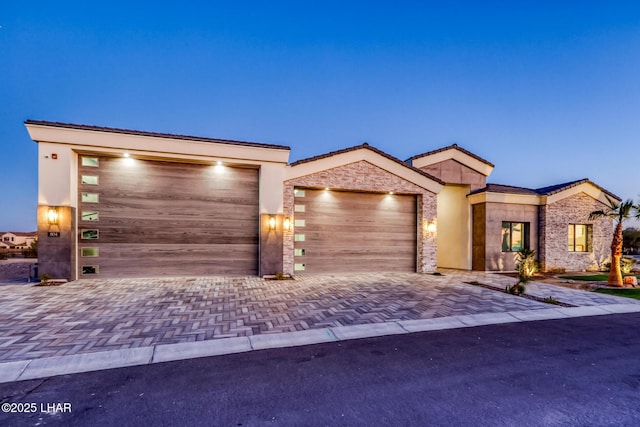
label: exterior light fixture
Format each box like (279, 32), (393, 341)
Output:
(389, 192), (394, 195)
(426, 221), (437, 236)
(47, 208), (59, 225)
(283, 217), (291, 231)
(123, 152), (130, 158)
(269, 216), (276, 230)
(214, 161), (225, 173)
(324, 187), (330, 191)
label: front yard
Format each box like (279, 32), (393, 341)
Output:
(594, 288), (640, 301)
(558, 273), (640, 282)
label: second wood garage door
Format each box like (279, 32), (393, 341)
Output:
(293, 189), (417, 273)
(77, 155), (259, 278)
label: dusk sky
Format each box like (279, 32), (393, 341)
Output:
(2, 1), (639, 231)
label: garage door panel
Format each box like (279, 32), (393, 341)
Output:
(294, 189), (417, 273)
(78, 155), (259, 278)
(81, 224), (259, 245)
(93, 195), (258, 213)
(78, 244), (258, 277)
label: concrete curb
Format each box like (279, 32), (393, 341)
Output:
(1, 303), (639, 384)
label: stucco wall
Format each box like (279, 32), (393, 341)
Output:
(540, 193), (612, 272)
(437, 185), (471, 269)
(418, 159), (486, 191)
(473, 203), (538, 271)
(283, 160), (437, 274)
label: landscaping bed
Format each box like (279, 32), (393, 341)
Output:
(465, 281), (576, 308)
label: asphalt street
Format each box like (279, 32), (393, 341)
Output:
(1, 313), (639, 427)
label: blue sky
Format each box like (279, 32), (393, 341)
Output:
(1, 1), (639, 231)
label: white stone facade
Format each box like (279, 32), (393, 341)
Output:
(540, 193), (612, 272)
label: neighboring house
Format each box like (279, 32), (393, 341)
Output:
(1, 232), (37, 249)
(25, 120), (616, 280)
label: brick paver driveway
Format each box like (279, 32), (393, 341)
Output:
(0, 271), (603, 362)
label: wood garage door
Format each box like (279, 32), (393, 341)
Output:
(77, 155), (259, 278)
(293, 188), (417, 273)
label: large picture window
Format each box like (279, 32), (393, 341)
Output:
(501, 222), (529, 252)
(568, 224), (591, 252)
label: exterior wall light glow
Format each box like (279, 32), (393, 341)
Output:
(123, 152), (130, 158)
(269, 216), (276, 230)
(47, 208), (59, 225)
(426, 221), (437, 236)
(283, 217), (291, 231)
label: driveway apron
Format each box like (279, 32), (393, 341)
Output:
(0, 271), (634, 363)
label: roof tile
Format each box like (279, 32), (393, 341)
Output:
(406, 143), (495, 167)
(290, 143), (445, 185)
(25, 120), (290, 151)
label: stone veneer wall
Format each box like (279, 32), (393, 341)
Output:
(539, 192), (612, 272)
(283, 160), (438, 274)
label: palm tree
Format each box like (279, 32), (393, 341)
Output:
(589, 197), (635, 286)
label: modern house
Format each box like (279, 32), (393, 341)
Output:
(25, 120), (617, 280)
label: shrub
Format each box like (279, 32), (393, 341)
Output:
(543, 296), (560, 305)
(506, 283), (526, 295)
(515, 248), (538, 284)
(621, 258), (634, 274)
(604, 258), (634, 274)
(40, 273), (52, 284)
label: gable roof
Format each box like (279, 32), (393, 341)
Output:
(407, 143), (495, 168)
(535, 178), (620, 200)
(469, 183), (539, 196)
(406, 143), (495, 178)
(2, 231), (37, 237)
(469, 178), (621, 205)
(286, 143), (445, 194)
(290, 143), (445, 185)
(24, 120), (290, 151)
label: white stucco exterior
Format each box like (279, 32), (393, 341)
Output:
(27, 122), (290, 216)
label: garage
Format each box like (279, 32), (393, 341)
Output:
(292, 188), (417, 273)
(77, 154), (259, 278)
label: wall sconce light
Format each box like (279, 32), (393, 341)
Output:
(283, 217), (291, 231)
(426, 221), (437, 236)
(269, 216), (276, 230)
(47, 207), (59, 225)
